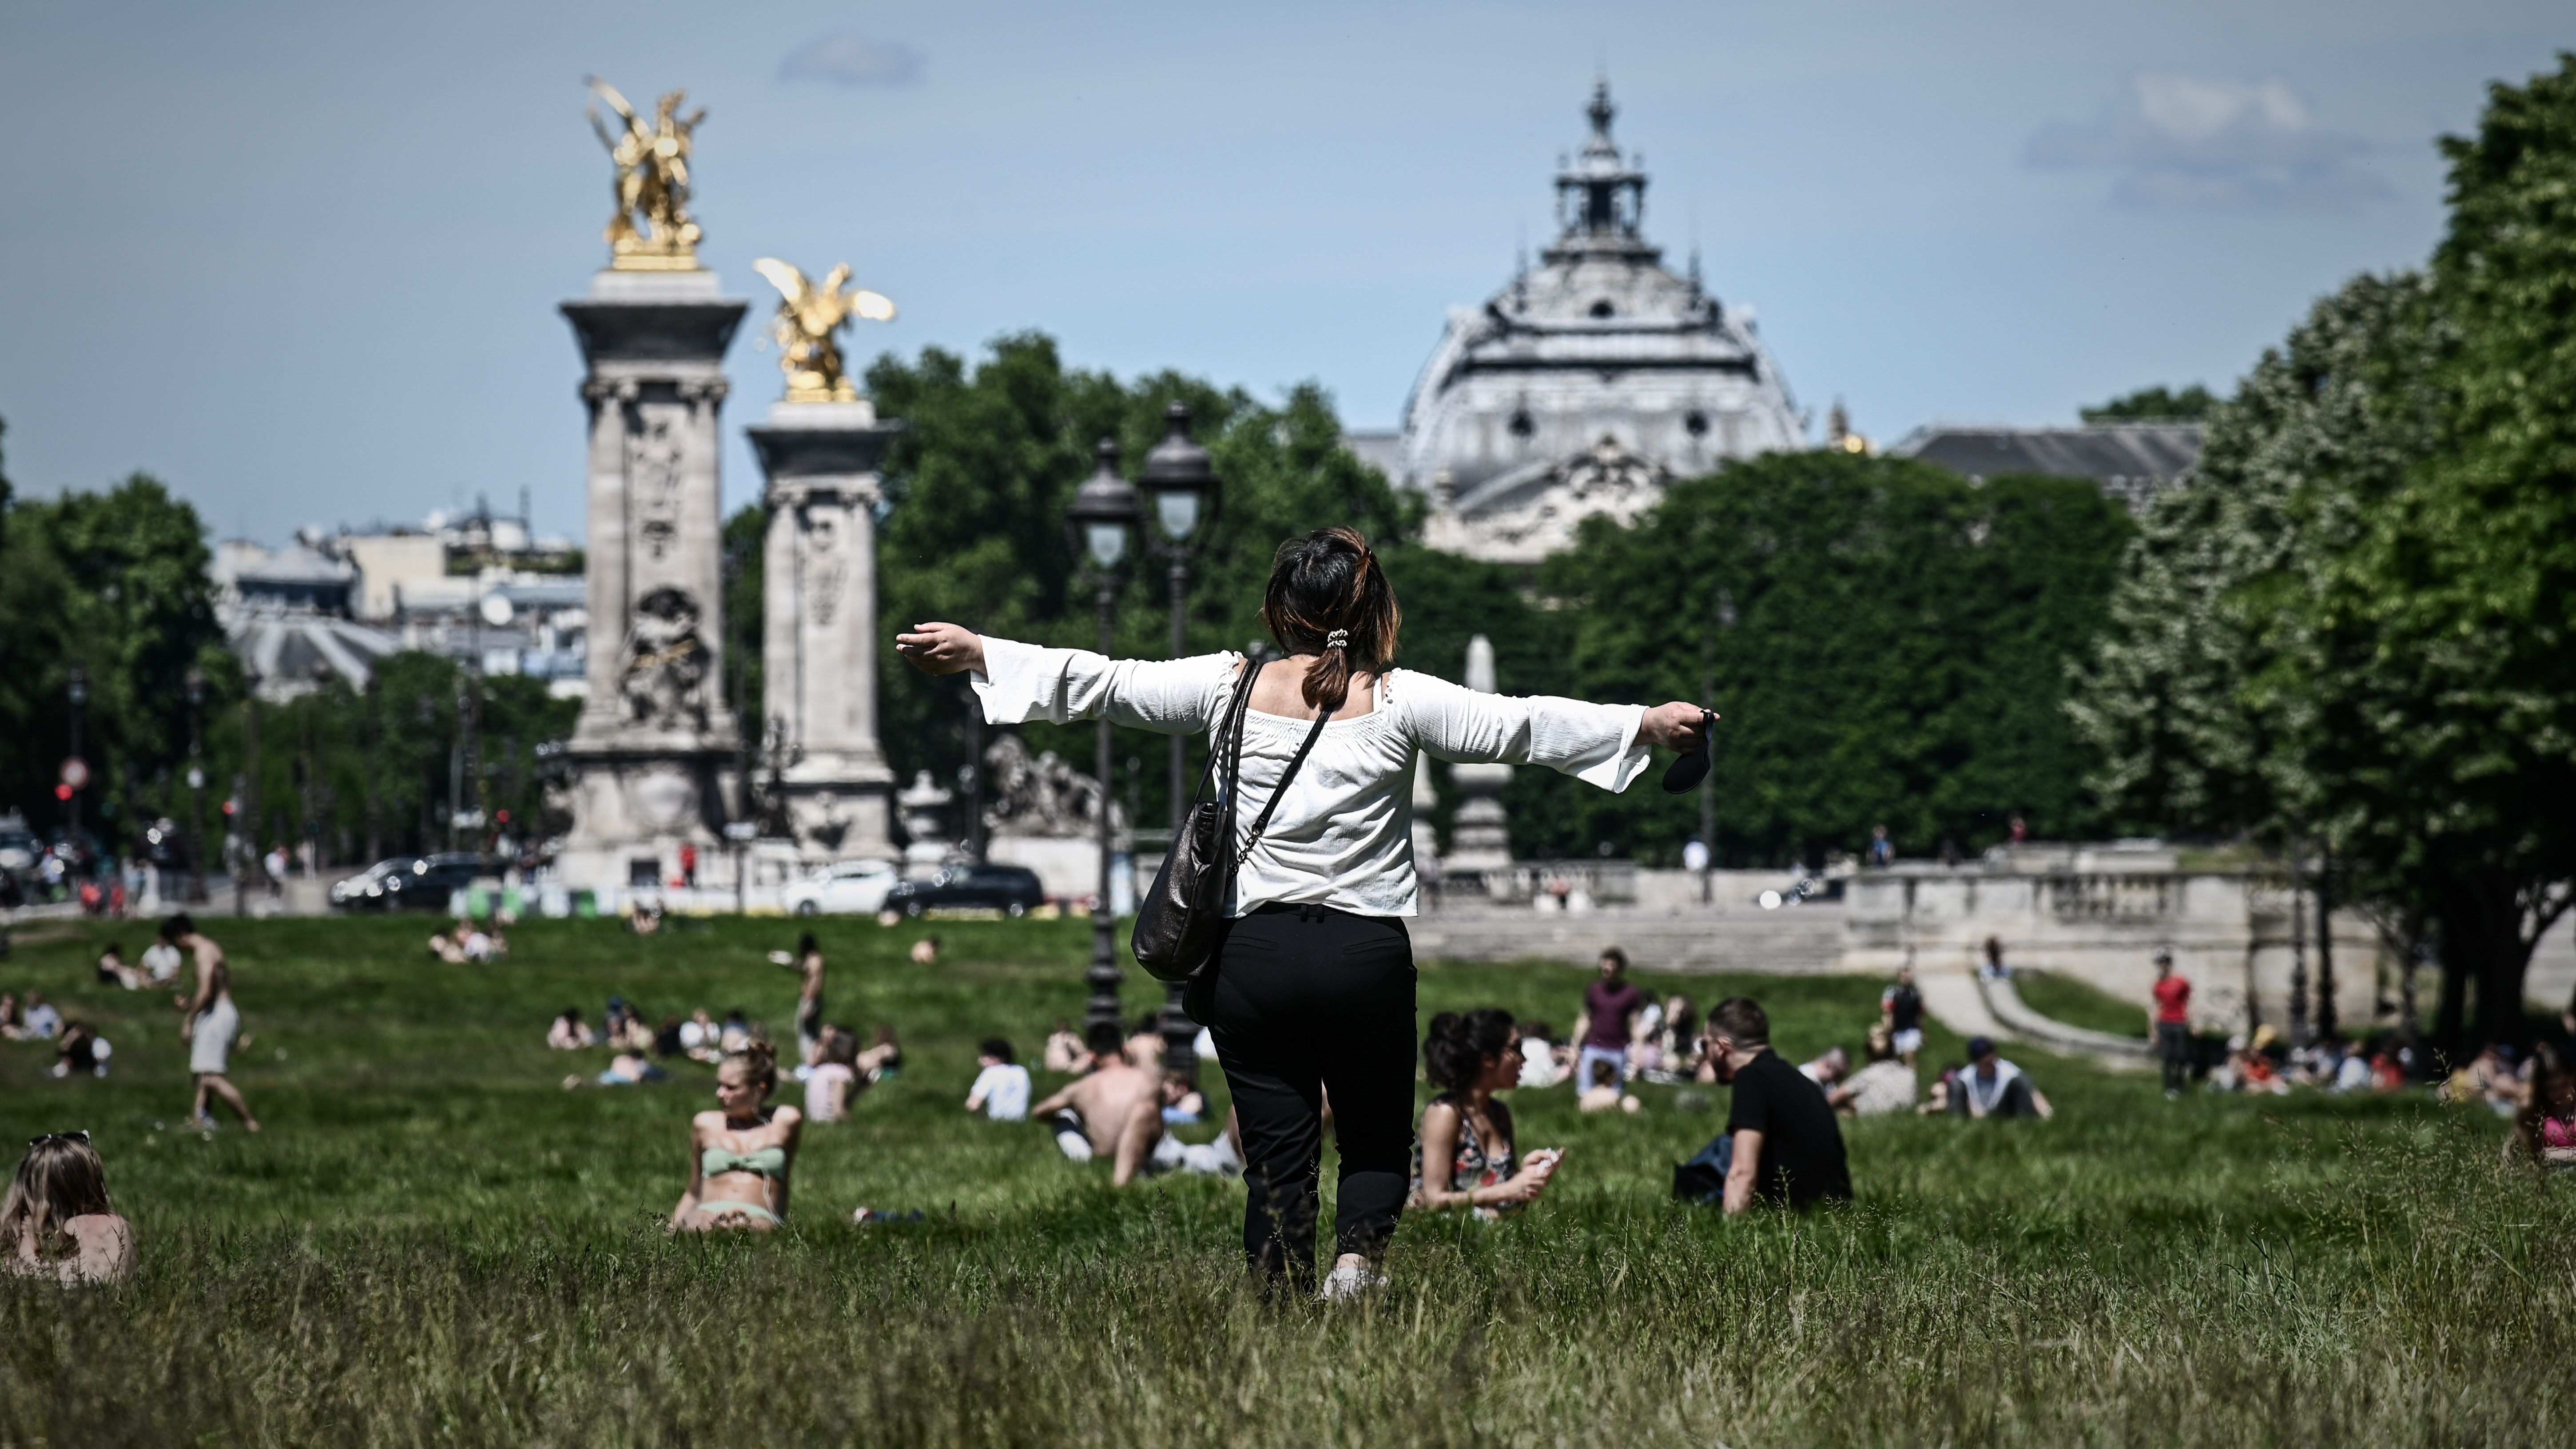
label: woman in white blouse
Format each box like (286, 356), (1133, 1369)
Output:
(898, 526), (1708, 1298)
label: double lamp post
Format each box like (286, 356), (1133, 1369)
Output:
(1064, 404), (1219, 1076)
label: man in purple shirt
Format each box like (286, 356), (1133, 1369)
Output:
(1572, 947), (1644, 1093)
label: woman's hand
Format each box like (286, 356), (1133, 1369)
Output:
(894, 623), (986, 677)
(1492, 1149), (1562, 1206)
(1638, 702), (1717, 752)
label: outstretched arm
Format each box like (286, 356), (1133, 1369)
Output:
(1400, 670), (1711, 792)
(901, 625), (1235, 736)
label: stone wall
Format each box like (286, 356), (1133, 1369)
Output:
(1841, 860), (2384, 1034)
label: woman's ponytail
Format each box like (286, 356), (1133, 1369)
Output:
(1261, 527), (1401, 712)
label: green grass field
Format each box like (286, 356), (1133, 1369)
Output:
(0, 914), (2565, 1447)
(2009, 968), (2152, 1039)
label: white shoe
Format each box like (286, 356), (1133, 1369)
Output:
(1318, 1260), (1384, 1302)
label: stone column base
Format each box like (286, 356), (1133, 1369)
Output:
(772, 777), (897, 864)
(554, 750), (741, 892)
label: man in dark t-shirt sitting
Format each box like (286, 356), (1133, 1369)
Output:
(1687, 996), (1852, 1212)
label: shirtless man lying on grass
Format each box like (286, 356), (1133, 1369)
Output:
(1034, 1023), (1165, 1187)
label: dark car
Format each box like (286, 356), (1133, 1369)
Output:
(330, 854), (489, 912)
(882, 864), (1046, 918)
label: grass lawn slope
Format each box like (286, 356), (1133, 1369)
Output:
(0, 916), (2564, 1447)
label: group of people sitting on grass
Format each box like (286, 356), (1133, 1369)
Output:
(1036, 1021), (1239, 1185)
(1, 990), (115, 1080)
(427, 919), (507, 964)
(91, 932), (185, 990)
(2204, 1023), (2416, 1096)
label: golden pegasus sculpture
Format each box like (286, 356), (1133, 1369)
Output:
(751, 258), (897, 403)
(587, 76), (704, 270)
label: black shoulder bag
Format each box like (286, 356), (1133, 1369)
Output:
(1130, 660), (1334, 983)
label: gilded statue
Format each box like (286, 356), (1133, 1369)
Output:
(751, 258), (896, 403)
(586, 76), (704, 270)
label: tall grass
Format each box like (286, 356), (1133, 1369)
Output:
(0, 917), (2563, 1446)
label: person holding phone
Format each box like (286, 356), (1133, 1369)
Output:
(1411, 1008), (1561, 1219)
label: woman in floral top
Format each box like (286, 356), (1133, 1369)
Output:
(1411, 1008), (1562, 1219)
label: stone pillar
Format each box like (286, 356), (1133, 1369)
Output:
(745, 398), (903, 863)
(1444, 634), (1515, 886)
(554, 269), (750, 894)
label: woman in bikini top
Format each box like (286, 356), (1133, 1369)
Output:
(670, 1039), (803, 1231)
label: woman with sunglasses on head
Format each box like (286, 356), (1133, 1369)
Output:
(4, 1132), (134, 1284)
(898, 526), (1709, 1298)
(1411, 1008), (1562, 1220)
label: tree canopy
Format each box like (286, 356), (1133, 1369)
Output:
(2071, 53), (2576, 1048)
(1542, 451), (2135, 866)
(2081, 384), (2219, 422)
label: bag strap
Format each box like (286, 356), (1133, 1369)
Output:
(1181, 654), (1256, 821)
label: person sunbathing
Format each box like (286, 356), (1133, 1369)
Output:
(669, 1040), (802, 1231)
(4, 1131), (134, 1284)
(1042, 1019), (1089, 1074)
(1031, 1024), (1165, 1187)
(546, 1007), (595, 1050)
(95, 945), (143, 990)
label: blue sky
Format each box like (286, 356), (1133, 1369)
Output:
(0, 0), (2562, 542)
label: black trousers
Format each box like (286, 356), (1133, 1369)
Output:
(2158, 1023), (2194, 1093)
(1191, 903), (1416, 1289)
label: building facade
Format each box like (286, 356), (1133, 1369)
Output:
(1370, 80), (1805, 563)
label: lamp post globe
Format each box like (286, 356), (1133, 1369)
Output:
(1066, 438), (1139, 1040)
(1141, 402), (1218, 544)
(1068, 438), (1141, 570)
(1139, 403), (1221, 1077)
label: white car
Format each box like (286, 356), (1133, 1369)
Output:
(782, 859), (901, 916)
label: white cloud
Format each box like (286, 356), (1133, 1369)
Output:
(2028, 72), (2386, 211)
(780, 33), (923, 88)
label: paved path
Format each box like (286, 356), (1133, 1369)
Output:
(1912, 965), (2153, 1071)
(1912, 965), (2010, 1039)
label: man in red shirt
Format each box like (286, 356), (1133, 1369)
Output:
(2150, 950), (2193, 1098)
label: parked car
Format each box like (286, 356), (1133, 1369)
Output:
(881, 864), (1046, 919)
(0, 812), (39, 876)
(781, 859), (901, 917)
(330, 854), (489, 912)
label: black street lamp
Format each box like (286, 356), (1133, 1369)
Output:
(1066, 438), (1140, 1041)
(1138, 402), (1220, 1075)
(185, 666), (207, 902)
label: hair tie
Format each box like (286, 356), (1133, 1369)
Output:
(1325, 629), (1350, 651)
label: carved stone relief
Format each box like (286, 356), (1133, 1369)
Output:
(619, 585), (710, 730)
(626, 402), (688, 561)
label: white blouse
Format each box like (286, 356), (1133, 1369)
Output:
(971, 637), (1650, 918)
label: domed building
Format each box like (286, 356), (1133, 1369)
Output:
(1368, 81), (1806, 564)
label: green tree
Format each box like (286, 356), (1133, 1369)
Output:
(2314, 56), (2576, 1044)
(2081, 384), (2218, 422)
(1550, 451), (2133, 867)
(2073, 55), (2576, 1049)
(2069, 273), (2437, 844)
(0, 474), (228, 844)
(863, 336), (1412, 834)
